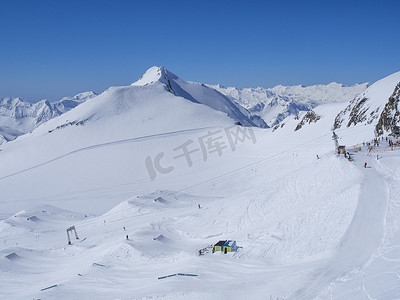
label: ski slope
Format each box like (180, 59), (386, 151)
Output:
(296, 155), (388, 299)
(1, 119), (399, 299)
(1, 70), (400, 299)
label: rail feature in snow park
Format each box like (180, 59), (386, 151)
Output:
(41, 284), (58, 291)
(158, 274), (177, 280)
(158, 273), (198, 280)
(92, 263), (107, 268)
(177, 273), (198, 277)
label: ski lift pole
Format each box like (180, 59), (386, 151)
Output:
(67, 229), (71, 245)
(332, 131), (339, 154)
(73, 226), (79, 240)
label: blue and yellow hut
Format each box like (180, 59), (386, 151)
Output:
(213, 240), (238, 254)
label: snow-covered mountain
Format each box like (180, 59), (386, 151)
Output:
(333, 71), (400, 135)
(0, 67), (269, 146)
(209, 82), (368, 127)
(0, 68), (368, 144)
(0, 66), (267, 179)
(52, 91), (97, 114)
(0, 92), (96, 144)
(132, 66), (267, 128)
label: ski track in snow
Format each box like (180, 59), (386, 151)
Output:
(0, 126), (216, 181)
(294, 156), (388, 299)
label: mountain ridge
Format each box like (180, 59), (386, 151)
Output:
(0, 92), (97, 144)
(131, 66), (267, 128)
(0, 66), (382, 144)
(208, 81), (369, 127)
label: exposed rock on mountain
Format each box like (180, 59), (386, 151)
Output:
(333, 71), (400, 135)
(295, 110), (322, 131)
(375, 83), (400, 135)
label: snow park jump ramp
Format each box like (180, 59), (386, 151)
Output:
(294, 157), (388, 299)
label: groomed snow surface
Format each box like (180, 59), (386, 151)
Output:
(0, 120), (398, 299)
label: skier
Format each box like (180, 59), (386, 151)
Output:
(198, 204), (201, 209)
(364, 162), (367, 168)
(316, 155), (320, 159)
(126, 235), (129, 240)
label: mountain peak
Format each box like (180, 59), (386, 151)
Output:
(131, 66), (178, 86)
(0, 97), (26, 107)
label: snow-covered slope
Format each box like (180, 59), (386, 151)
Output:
(209, 82), (368, 127)
(0, 92), (96, 143)
(334, 71), (400, 135)
(0, 68), (253, 183)
(132, 66), (267, 128)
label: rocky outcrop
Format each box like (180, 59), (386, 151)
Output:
(295, 110), (322, 131)
(375, 83), (400, 135)
(333, 71), (400, 135)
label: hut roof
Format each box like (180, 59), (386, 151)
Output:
(215, 240), (227, 247)
(224, 240), (236, 247)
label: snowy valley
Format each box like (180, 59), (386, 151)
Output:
(1, 67), (400, 299)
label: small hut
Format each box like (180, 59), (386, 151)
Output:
(213, 240), (226, 252)
(213, 240), (238, 254)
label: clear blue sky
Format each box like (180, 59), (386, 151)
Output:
(1, 0), (400, 102)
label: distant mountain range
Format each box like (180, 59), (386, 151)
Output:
(0, 92), (96, 144)
(208, 82), (369, 127)
(0, 66), (376, 144)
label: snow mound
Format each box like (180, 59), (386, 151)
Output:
(154, 234), (169, 243)
(26, 216), (40, 222)
(4, 252), (20, 260)
(155, 197), (168, 204)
